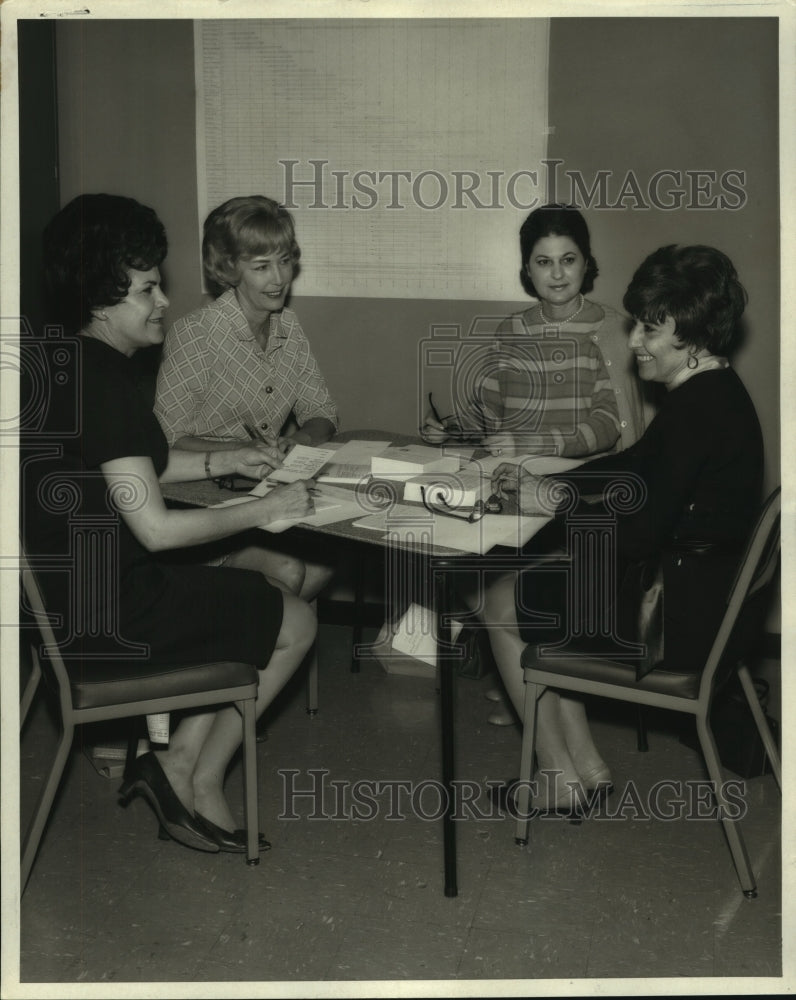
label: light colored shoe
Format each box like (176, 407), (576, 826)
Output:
(487, 707), (516, 726)
(488, 777), (585, 821)
(578, 763), (613, 791)
(485, 688), (503, 702)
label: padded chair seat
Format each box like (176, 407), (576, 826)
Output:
(66, 660), (259, 711)
(523, 650), (701, 700)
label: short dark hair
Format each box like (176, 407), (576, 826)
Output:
(622, 245), (747, 354)
(202, 195), (301, 297)
(43, 194), (167, 335)
(518, 203), (598, 298)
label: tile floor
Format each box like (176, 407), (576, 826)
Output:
(13, 624), (786, 995)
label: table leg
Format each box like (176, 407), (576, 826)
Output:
(351, 559), (364, 673)
(434, 564), (458, 898)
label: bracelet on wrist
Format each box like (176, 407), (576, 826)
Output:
(204, 451), (213, 480)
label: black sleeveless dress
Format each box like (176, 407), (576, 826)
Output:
(22, 336), (283, 668)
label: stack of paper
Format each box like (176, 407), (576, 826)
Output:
(403, 470), (485, 507)
(371, 445), (460, 479)
(316, 439), (392, 484)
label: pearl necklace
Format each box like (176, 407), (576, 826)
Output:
(539, 293), (585, 326)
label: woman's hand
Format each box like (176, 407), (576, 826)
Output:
(482, 431), (520, 457)
(491, 462), (521, 502)
(491, 462), (549, 515)
(258, 479), (316, 524)
(420, 412), (450, 444)
(277, 435), (296, 454)
(230, 442), (284, 479)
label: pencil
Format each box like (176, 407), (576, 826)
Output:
(243, 422), (268, 444)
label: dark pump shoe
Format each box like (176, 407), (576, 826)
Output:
(157, 819), (271, 854)
(487, 779), (584, 823)
(119, 752), (219, 853)
(193, 812), (272, 854)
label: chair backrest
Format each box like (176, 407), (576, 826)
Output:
(20, 545), (76, 722)
(698, 487), (781, 702)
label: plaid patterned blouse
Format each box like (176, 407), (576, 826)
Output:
(466, 302), (628, 458)
(154, 290), (338, 445)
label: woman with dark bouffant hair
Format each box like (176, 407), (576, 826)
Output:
(25, 193), (318, 855)
(421, 203), (649, 460)
(481, 244), (764, 816)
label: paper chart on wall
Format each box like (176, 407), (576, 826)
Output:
(195, 18), (549, 300)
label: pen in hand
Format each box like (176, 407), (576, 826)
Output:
(427, 392), (444, 426)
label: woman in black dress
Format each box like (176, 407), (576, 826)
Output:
(482, 244), (764, 815)
(24, 194), (318, 854)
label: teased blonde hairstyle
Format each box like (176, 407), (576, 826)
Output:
(202, 195), (301, 297)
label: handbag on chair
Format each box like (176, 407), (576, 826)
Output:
(680, 673), (779, 779)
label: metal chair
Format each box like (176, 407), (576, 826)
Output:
(515, 487), (781, 897)
(19, 547), (262, 893)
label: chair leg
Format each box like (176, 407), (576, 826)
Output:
(636, 705), (649, 752)
(696, 714), (757, 897)
(239, 697), (260, 866)
(124, 719), (140, 776)
(306, 645), (319, 715)
(351, 562), (365, 673)
(20, 646), (42, 729)
(514, 681), (540, 846)
(21, 719), (75, 893)
(306, 598), (319, 715)
(737, 662), (781, 791)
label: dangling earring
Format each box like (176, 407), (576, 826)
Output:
(686, 352), (699, 370)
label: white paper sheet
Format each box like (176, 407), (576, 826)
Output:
(211, 490), (346, 534)
(251, 444), (337, 487)
(466, 454), (586, 477)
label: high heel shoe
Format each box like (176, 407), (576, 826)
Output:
(487, 779), (584, 824)
(119, 752), (219, 853)
(585, 780), (615, 808)
(192, 813), (271, 854)
(487, 706), (517, 726)
(577, 763), (613, 790)
(577, 764), (614, 806)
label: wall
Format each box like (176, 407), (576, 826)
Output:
(55, 17), (780, 496)
(56, 21), (201, 334)
(19, 22), (60, 340)
(547, 17), (780, 495)
(546, 16), (781, 637)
